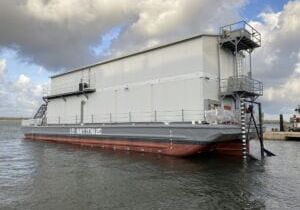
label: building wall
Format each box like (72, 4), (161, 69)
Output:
(47, 35), (234, 124)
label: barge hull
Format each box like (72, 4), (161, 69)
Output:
(24, 133), (246, 157)
(23, 124), (248, 157)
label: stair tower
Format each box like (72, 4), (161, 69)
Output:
(219, 21), (263, 99)
(219, 21), (265, 159)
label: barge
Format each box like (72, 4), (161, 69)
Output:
(22, 21), (263, 157)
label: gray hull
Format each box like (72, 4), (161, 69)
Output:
(22, 123), (250, 156)
(23, 123), (242, 144)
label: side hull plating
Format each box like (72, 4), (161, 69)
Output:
(23, 124), (247, 157)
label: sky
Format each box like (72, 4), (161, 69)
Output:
(0, 0), (298, 119)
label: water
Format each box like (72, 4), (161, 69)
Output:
(0, 123), (299, 210)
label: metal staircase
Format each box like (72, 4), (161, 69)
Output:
(219, 21), (274, 159)
(34, 104), (47, 119)
(219, 21), (262, 98)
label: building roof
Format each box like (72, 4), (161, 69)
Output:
(51, 33), (218, 78)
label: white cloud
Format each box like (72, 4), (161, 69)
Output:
(111, 0), (245, 56)
(247, 1), (300, 118)
(250, 1), (300, 82)
(0, 72), (45, 117)
(0, 59), (6, 80)
(15, 74), (31, 90)
(13, 74), (45, 116)
(294, 52), (300, 74)
(0, 0), (245, 71)
(264, 50), (300, 105)
(264, 76), (300, 103)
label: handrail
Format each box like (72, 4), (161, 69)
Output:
(220, 21), (260, 35)
(220, 21), (261, 47)
(220, 76), (263, 96)
(45, 76), (96, 96)
(24, 108), (243, 126)
(22, 107), (262, 127)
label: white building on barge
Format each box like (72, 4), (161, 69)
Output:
(22, 21), (267, 157)
(40, 21), (262, 126)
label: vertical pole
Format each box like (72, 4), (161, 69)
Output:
(217, 37), (221, 96)
(129, 112), (132, 122)
(88, 68), (91, 86)
(91, 114), (94, 124)
(240, 99), (247, 159)
(234, 44), (238, 77)
(279, 114), (284, 132)
(249, 51), (252, 78)
(58, 116), (61, 125)
(258, 103), (265, 157)
(169, 128), (173, 150)
(154, 110), (157, 122)
(109, 113), (112, 123)
(75, 115), (77, 124)
(80, 100), (85, 125)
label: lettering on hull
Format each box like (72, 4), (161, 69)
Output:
(69, 128), (102, 135)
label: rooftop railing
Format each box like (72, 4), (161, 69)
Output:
(220, 21), (261, 47)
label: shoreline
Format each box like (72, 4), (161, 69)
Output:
(0, 118), (27, 125)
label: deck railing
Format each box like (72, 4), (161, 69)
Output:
(21, 118), (43, 127)
(220, 76), (263, 96)
(44, 77), (96, 97)
(22, 108), (249, 126)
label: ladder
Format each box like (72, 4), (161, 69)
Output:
(34, 104), (47, 119)
(236, 53), (244, 77)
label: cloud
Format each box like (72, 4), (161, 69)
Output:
(15, 74), (31, 89)
(0, 0), (132, 71)
(0, 58), (8, 107)
(14, 75), (43, 113)
(0, 0), (245, 71)
(110, 0), (245, 56)
(0, 72), (45, 117)
(263, 51), (300, 109)
(248, 1), (300, 117)
(294, 52), (300, 74)
(250, 0), (300, 84)
(0, 59), (6, 80)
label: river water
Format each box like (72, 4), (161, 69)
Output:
(0, 123), (299, 210)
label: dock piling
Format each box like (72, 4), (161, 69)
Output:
(280, 114), (284, 132)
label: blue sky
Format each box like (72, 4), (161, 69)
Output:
(90, 26), (123, 57)
(0, 48), (50, 85)
(241, 0), (289, 20)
